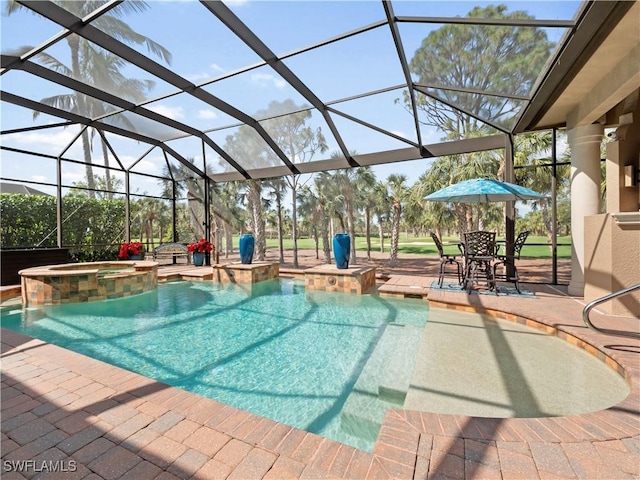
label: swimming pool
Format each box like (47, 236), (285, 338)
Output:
(1, 279), (427, 450)
(1, 279), (630, 451)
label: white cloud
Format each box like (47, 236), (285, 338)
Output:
(117, 155), (140, 169)
(198, 109), (218, 120)
(251, 73), (286, 89)
(185, 72), (213, 82)
(62, 170), (86, 184)
(31, 175), (48, 183)
(135, 159), (163, 175)
(185, 63), (226, 83)
(9, 128), (82, 151)
(147, 104), (185, 120)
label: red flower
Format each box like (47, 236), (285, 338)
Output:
(187, 238), (213, 253)
(118, 241), (145, 259)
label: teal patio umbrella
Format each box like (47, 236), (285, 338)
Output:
(424, 178), (546, 203)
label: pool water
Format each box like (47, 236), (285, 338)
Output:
(1, 279), (428, 450)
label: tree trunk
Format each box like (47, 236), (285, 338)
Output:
(346, 199), (357, 266)
(248, 180), (266, 260)
(224, 222), (233, 257)
(68, 35), (96, 198)
(100, 138), (112, 199)
(365, 206), (371, 260)
(148, 219), (154, 249)
(291, 186), (298, 268)
(539, 198), (554, 253)
(320, 205), (331, 263)
(313, 226), (319, 260)
(276, 193), (284, 264)
(389, 202), (401, 267)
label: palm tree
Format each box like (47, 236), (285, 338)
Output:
(514, 131), (570, 247)
(297, 185), (320, 259)
(372, 181), (391, 253)
(386, 174), (408, 267)
(313, 172), (336, 263)
(137, 197), (160, 249)
(332, 169), (358, 263)
(242, 180), (267, 260)
(326, 154), (374, 266)
(404, 178), (432, 236)
(5, 1), (171, 198)
(356, 167), (378, 260)
(212, 181), (244, 258)
(221, 123), (277, 261)
(160, 159), (213, 242)
(263, 178), (288, 264)
(35, 48), (157, 199)
(155, 200), (171, 244)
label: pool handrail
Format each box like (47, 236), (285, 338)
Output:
(582, 283), (640, 338)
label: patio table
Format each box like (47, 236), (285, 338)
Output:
(460, 231), (497, 293)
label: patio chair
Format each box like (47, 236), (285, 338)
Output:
(430, 231), (462, 287)
(493, 230), (530, 294)
(461, 230), (496, 293)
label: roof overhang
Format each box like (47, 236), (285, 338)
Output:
(515, 1), (640, 132)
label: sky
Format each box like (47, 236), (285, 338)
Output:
(0, 0), (581, 198)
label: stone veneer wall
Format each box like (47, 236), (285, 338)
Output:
(20, 262), (157, 306)
(304, 266), (376, 294)
(213, 262), (279, 284)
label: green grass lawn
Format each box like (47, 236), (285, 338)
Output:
(258, 234), (571, 259)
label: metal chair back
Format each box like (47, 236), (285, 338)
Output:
(512, 230), (530, 259)
(462, 230), (496, 257)
(430, 231), (445, 257)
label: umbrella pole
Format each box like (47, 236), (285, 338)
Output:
(505, 135), (516, 278)
(552, 128), (558, 285)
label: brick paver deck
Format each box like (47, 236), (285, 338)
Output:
(1, 266), (638, 479)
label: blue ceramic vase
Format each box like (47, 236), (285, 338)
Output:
(192, 252), (205, 267)
(332, 233), (350, 269)
(239, 233), (255, 264)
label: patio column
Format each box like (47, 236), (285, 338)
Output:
(567, 123), (604, 296)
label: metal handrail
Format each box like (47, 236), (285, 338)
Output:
(582, 283), (640, 338)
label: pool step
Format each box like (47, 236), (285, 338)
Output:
(378, 325), (423, 404)
(340, 323), (423, 443)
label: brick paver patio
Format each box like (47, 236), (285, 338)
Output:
(1, 261), (638, 479)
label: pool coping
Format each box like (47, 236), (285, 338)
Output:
(1, 275), (639, 478)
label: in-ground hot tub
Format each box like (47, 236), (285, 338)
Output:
(19, 261), (158, 306)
